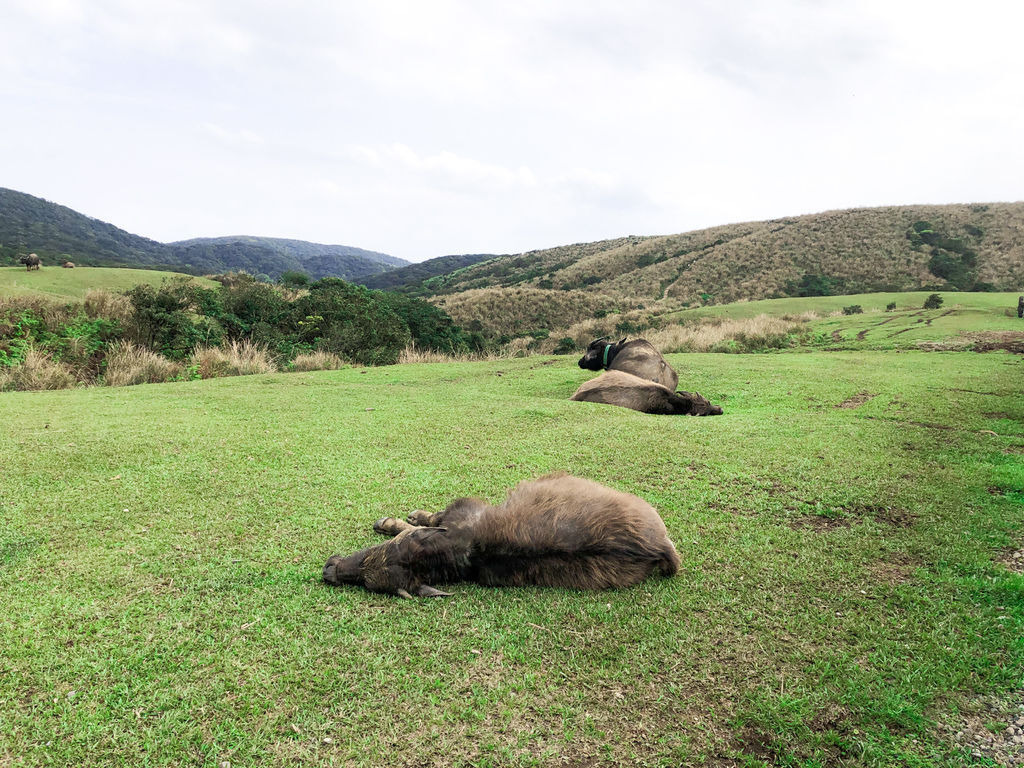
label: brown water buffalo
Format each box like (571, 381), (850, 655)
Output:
(62, 261), (75, 268)
(578, 337), (678, 390)
(323, 473), (680, 597)
(571, 370), (722, 416)
(19, 254), (41, 271)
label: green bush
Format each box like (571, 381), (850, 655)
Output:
(924, 293), (943, 309)
(842, 305), (863, 315)
(553, 337), (576, 355)
(886, 302), (897, 312)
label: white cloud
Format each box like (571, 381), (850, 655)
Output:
(2, 0), (1022, 261)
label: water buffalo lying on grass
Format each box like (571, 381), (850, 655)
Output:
(19, 254), (41, 271)
(578, 337), (678, 390)
(323, 473), (680, 597)
(62, 261), (75, 268)
(571, 370), (722, 416)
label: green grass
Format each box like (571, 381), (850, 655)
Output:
(668, 291), (1021, 322)
(664, 291), (1024, 352)
(0, 266), (218, 300)
(1, 351), (1022, 766)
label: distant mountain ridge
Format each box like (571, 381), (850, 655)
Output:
(0, 188), (407, 280)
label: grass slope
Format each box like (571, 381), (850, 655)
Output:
(672, 291), (1024, 350)
(0, 266), (219, 300)
(1, 350), (1022, 766)
(421, 203), (1024, 307)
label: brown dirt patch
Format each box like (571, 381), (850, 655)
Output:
(791, 504), (914, 532)
(889, 326), (915, 338)
(856, 328), (868, 340)
(866, 553), (921, 585)
(831, 329), (842, 342)
(922, 331), (1024, 354)
(852, 504), (917, 528)
(790, 515), (852, 532)
(836, 391), (877, 409)
(935, 690), (1024, 766)
(998, 547), (1024, 575)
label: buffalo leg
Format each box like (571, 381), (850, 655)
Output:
(373, 517), (416, 536)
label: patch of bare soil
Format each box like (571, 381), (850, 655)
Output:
(791, 504), (915, 533)
(866, 553), (921, 585)
(735, 704), (856, 766)
(936, 691), (1024, 766)
(920, 331), (1024, 354)
(998, 547), (1024, 574)
(924, 309), (957, 326)
(852, 503), (917, 528)
(790, 515), (851, 532)
(831, 329), (843, 342)
(836, 391), (877, 409)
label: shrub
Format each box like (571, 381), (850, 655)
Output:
(190, 340), (278, 379)
(0, 349), (78, 391)
(886, 302), (897, 311)
(923, 293), (944, 310)
(553, 337), (576, 355)
(279, 271), (311, 287)
(289, 350), (345, 372)
(842, 305), (863, 315)
(103, 341), (183, 386)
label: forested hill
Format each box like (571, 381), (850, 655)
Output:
(0, 188), (407, 280)
(416, 203), (1024, 305)
(357, 253), (497, 291)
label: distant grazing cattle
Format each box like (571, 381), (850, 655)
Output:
(323, 473), (680, 597)
(62, 261), (75, 268)
(571, 370), (722, 416)
(578, 337), (678, 390)
(19, 254), (41, 271)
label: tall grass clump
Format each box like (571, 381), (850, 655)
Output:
(0, 349), (78, 391)
(190, 340), (278, 379)
(103, 340), (183, 386)
(647, 314), (802, 353)
(397, 344), (514, 364)
(289, 350), (345, 372)
(83, 289), (133, 324)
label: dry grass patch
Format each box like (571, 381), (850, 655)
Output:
(190, 340), (278, 379)
(646, 314), (801, 353)
(0, 349), (78, 391)
(103, 340), (183, 386)
(82, 289), (133, 323)
(289, 350), (345, 372)
(0, 293), (78, 327)
(397, 345), (514, 364)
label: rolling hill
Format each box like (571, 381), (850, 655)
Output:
(412, 203), (1024, 305)
(0, 187), (407, 280)
(357, 252), (497, 291)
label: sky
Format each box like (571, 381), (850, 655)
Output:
(2, 1), (1022, 263)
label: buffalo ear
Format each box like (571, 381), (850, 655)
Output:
(617, 337), (626, 345)
(416, 584), (453, 597)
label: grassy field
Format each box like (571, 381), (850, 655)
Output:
(0, 266), (218, 300)
(1, 345), (1022, 766)
(662, 291), (1024, 352)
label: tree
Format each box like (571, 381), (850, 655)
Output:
(923, 293), (943, 310)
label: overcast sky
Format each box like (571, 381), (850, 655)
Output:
(2, 1), (1022, 263)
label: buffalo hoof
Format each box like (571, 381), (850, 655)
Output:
(407, 509), (433, 526)
(374, 517), (410, 536)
